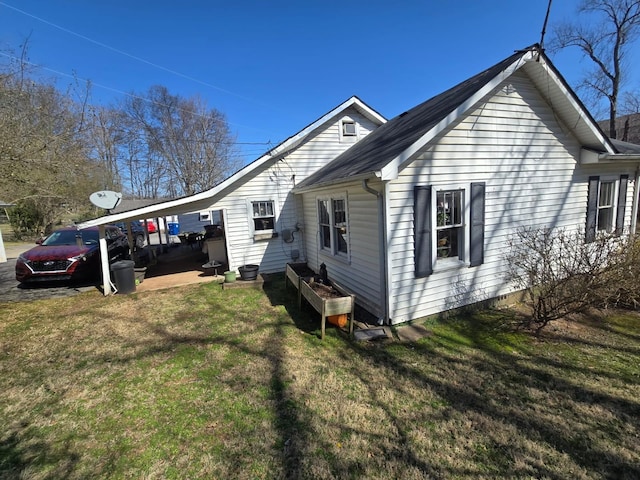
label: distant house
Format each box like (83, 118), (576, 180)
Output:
(599, 113), (640, 145)
(80, 44), (640, 325)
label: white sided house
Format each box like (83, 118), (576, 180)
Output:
(80, 44), (640, 326)
(292, 45), (640, 325)
(77, 97), (386, 293)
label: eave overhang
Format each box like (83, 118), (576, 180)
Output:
(581, 147), (640, 164)
(292, 171), (382, 194)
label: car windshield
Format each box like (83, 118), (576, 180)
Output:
(42, 230), (99, 246)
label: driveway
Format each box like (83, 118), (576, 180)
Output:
(0, 234), (186, 303)
(0, 243), (97, 303)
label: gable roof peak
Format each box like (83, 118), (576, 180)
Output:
(294, 44), (613, 191)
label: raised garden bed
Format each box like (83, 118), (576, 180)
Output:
(285, 262), (355, 340)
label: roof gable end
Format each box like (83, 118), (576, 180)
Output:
(294, 45), (616, 191)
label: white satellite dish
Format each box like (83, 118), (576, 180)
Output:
(89, 191), (122, 211)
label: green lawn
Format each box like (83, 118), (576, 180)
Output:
(1, 279), (639, 479)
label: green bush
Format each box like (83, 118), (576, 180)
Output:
(8, 199), (45, 240)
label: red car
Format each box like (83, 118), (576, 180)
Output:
(141, 219), (157, 233)
(15, 225), (130, 283)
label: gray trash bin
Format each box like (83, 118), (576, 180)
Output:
(110, 260), (136, 294)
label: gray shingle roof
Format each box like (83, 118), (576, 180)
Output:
(295, 47), (534, 190)
(610, 138), (640, 154)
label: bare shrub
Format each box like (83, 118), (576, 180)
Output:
(597, 236), (640, 309)
(506, 227), (624, 331)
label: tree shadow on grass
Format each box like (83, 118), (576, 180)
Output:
(4, 278), (638, 479)
(0, 423), (80, 480)
(341, 313), (639, 478)
(265, 278), (640, 477)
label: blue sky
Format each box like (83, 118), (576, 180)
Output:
(1, 1), (637, 164)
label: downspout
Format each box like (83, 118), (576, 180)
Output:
(362, 179), (389, 325)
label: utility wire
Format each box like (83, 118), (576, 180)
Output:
(0, 1), (263, 105)
(0, 51), (271, 133)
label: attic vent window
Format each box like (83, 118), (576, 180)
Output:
(342, 120), (357, 136)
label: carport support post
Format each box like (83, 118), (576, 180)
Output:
(98, 224), (113, 295)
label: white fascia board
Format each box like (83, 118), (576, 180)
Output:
(77, 193), (222, 228)
(380, 51), (535, 181)
(274, 96), (385, 158)
(532, 56), (616, 154)
(581, 148), (640, 164)
(352, 97), (387, 125)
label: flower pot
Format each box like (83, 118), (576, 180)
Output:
(134, 267), (147, 285)
(238, 264), (259, 281)
(224, 271), (236, 283)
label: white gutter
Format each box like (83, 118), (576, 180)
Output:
(294, 171), (382, 194)
(598, 154), (640, 162)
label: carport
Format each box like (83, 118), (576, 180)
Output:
(77, 190), (230, 295)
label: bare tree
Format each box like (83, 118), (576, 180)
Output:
(86, 105), (125, 191)
(118, 86), (239, 198)
(550, 0), (640, 138)
(0, 46), (105, 235)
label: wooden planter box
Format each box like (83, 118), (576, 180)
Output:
(285, 263), (355, 340)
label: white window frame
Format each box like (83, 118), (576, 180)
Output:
(432, 185), (470, 270)
(317, 194), (350, 260)
(248, 199), (278, 240)
(340, 118), (358, 142)
(596, 178), (618, 233)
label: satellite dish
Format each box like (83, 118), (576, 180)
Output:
(89, 191), (122, 211)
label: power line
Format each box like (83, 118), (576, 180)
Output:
(0, 51), (272, 133)
(0, 1), (263, 106)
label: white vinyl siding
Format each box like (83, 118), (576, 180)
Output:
(301, 181), (383, 317)
(206, 107), (379, 274)
(385, 70), (635, 324)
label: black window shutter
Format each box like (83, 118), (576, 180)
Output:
(586, 176), (600, 243)
(414, 186), (432, 277)
(469, 182), (485, 267)
(615, 174), (629, 235)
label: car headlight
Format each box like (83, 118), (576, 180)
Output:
(69, 254), (87, 262)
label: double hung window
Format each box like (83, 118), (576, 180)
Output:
(596, 181), (615, 233)
(586, 175), (628, 242)
(252, 200), (275, 233)
(436, 190), (464, 259)
(318, 196), (349, 257)
(414, 183), (485, 277)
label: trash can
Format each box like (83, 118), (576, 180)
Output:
(110, 260), (136, 294)
(168, 222), (180, 235)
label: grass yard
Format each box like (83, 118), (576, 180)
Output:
(1, 278), (639, 479)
